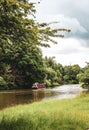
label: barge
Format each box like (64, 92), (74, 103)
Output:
(32, 82), (46, 89)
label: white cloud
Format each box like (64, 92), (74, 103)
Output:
(35, 0), (89, 67)
(35, 0), (89, 37)
(41, 38), (89, 67)
(36, 14), (87, 39)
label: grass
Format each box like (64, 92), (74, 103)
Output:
(0, 94), (89, 130)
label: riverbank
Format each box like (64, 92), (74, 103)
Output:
(0, 93), (89, 130)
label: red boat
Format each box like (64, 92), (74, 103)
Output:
(32, 83), (46, 89)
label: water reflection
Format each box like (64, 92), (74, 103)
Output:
(0, 89), (45, 110)
(0, 84), (82, 110)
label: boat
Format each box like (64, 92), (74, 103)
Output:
(32, 82), (46, 89)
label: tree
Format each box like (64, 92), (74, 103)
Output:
(43, 57), (63, 87)
(63, 64), (81, 84)
(0, 0), (70, 89)
(77, 66), (89, 90)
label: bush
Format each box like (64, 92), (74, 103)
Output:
(52, 82), (59, 86)
(45, 79), (52, 87)
(0, 76), (8, 89)
(7, 82), (17, 89)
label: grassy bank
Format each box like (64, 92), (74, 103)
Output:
(0, 94), (89, 130)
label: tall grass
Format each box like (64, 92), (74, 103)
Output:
(0, 95), (89, 130)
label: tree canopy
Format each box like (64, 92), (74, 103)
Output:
(0, 0), (79, 89)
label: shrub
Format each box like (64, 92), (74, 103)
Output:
(45, 79), (51, 87)
(0, 76), (8, 89)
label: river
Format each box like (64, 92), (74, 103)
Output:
(0, 84), (83, 110)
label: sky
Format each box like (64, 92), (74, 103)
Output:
(35, 0), (89, 67)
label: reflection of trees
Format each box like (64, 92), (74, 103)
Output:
(33, 90), (45, 101)
(0, 92), (16, 109)
(0, 90), (46, 110)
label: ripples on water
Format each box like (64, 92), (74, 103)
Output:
(43, 84), (83, 100)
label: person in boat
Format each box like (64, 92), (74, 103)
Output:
(32, 82), (38, 89)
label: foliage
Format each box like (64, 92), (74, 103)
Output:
(0, 0), (70, 89)
(44, 57), (63, 87)
(63, 64), (82, 84)
(0, 0), (87, 89)
(0, 76), (8, 89)
(77, 65), (89, 90)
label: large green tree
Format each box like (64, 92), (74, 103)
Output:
(0, 0), (70, 89)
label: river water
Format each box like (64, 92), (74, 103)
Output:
(0, 84), (83, 110)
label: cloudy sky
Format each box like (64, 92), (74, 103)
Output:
(35, 0), (89, 67)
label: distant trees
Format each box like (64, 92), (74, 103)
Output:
(43, 57), (63, 87)
(77, 63), (89, 90)
(63, 64), (82, 84)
